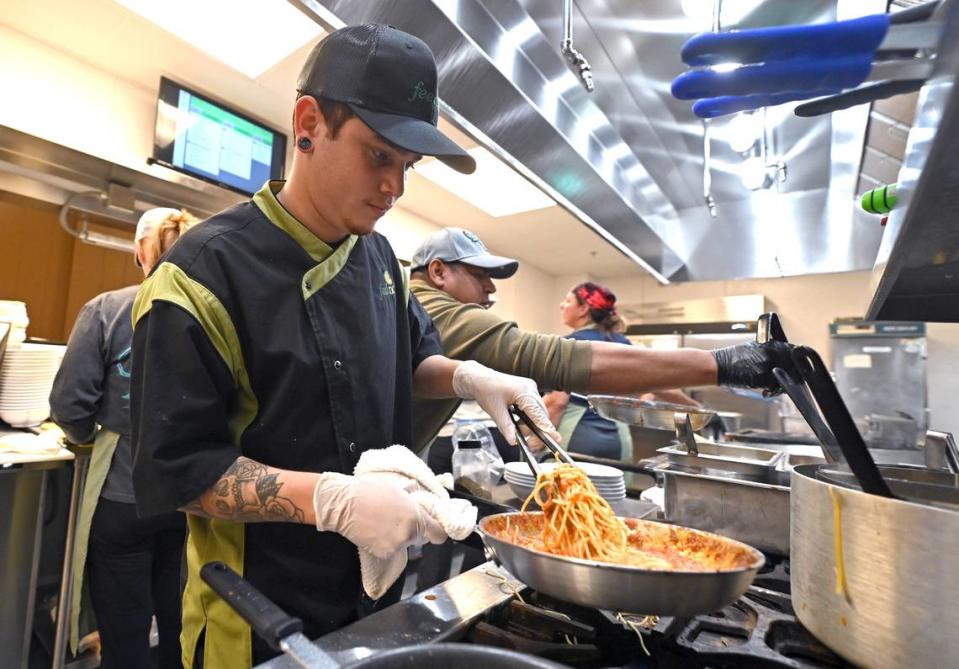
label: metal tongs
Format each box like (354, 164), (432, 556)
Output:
(508, 404), (576, 481)
(758, 313), (896, 499)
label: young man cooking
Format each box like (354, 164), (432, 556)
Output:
(408, 227), (796, 455)
(129, 26), (558, 668)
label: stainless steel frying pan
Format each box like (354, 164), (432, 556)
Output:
(476, 512), (764, 616)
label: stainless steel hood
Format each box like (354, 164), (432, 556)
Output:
(295, 0), (885, 282)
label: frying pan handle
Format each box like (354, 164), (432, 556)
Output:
(201, 561), (303, 652)
(790, 346), (896, 498)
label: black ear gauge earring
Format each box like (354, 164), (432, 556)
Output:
(297, 137), (313, 151)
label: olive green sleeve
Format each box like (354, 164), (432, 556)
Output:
(411, 280), (592, 392)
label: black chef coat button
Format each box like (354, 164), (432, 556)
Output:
(348, 442), (356, 453)
(304, 280), (312, 290)
(333, 360), (342, 370)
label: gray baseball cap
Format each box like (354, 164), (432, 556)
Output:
(411, 228), (519, 279)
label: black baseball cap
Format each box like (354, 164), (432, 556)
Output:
(297, 24), (476, 174)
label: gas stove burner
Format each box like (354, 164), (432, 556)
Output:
(466, 594), (651, 667)
(658, 586), (851, 668)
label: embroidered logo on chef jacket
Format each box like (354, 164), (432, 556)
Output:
(380, 270), (396, 297)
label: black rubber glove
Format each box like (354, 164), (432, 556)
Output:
(712, 340), (797, 395)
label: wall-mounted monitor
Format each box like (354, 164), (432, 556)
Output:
(152, 77), (287, 196)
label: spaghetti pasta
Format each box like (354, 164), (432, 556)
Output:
(518, 463), (629, 562)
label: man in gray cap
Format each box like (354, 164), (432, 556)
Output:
(410, 227), (519, 309)
(409, 227), (798, 458)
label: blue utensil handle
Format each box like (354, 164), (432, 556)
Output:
(692, 88), (841, 118)
(681, 14), (890, 66)
(671, 53), (873, 100)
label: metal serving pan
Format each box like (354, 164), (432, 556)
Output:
(658, 440), (784, 479)
(477, 512), (764, 616)
(659, 465), (790, 555)
(587, 396), (716, 431)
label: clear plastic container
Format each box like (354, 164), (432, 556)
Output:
(452, 420), (505, 484)
(452, 439), (493, 499)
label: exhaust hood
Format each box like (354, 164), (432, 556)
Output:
(294, 0), (886, 282)
(620, 294), (766, 334)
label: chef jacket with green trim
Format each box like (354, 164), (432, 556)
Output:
(409, 278), (593, 453)
(129, 181), (443, 669)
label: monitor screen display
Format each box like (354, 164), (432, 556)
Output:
(152, 77), (287, 195)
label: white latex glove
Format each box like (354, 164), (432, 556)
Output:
(313, 472), (446, 559)
(451, 360), (561, 446)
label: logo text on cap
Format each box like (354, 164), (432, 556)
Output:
(408, 81), (437, 109)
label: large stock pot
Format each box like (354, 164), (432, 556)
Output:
(790, 463), (959, 668)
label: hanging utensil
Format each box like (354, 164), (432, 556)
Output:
(672, 6), (944, 117)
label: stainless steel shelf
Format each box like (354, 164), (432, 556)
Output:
(867, 0), (959, 322)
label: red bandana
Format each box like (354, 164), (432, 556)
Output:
(576, 285), (616, 314)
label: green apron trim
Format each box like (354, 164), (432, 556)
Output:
(133, 263), (257, 444)
(557, 401), (631, 460)
(557, 402), (587, 447)
(253, 181), (335, 263)
(68, 428), (119, 655)
(302, 235), (359, 300)
(181, 516), (249, 669)
(250, 181), (361, 301)
(133, 262), (260, 668)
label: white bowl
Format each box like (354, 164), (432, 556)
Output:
(0, 407), (50, 428)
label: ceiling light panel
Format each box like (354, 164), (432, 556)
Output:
(416, 147), (556, 218)
(114, 0), (322, 78)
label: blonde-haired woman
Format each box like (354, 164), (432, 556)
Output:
(50, 207), (198, 669)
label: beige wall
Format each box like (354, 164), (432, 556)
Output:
(0, 24), (155, 173)
(596, 270), (874, 360)
(553, 269), (959, 440)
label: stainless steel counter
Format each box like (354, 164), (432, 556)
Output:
(0, 441), (74, 669)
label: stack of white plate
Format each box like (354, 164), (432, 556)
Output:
(0, 300), (29, 349)
(504, 460), (627, 504)
(0, 343), (66, 427)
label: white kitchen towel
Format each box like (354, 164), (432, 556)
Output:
(354, 445), (477, 599)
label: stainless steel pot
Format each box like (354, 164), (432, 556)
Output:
(791, 463), (959, 668)
(477, 512), (764, 616)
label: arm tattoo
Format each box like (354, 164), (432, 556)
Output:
(181, 456), (306, 523)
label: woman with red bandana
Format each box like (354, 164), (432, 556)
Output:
(544, 282), (633, 459)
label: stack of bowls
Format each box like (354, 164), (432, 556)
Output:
(0, 343), (66, 427)
(0, 301), (29, 349)
(504, 460), (627, 505)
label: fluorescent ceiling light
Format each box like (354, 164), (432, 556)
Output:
(417, 147), (556, 218)
(115, 0), (322, 78)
